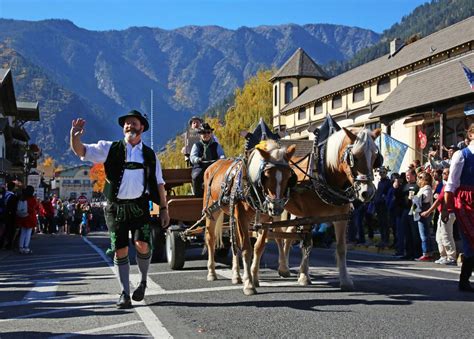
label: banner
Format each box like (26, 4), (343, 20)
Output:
(376, 133), (409, 174)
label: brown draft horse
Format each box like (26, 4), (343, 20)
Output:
(203, 140), (296, 295)
(251, 128), (381, 291)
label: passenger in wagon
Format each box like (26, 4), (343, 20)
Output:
(190, 123), (225, 197)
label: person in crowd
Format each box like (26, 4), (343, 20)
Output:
(429, 144), (458, 169)
(41, 197), (55, 234)
(2, 181), (18, 249)
(70, 110), (169, 308)
(394, 169), (420, 259)
(55, 199), (66, 234)
(182, 116), (203, 164)
(66, 199), (75, 234)
(456, 132), (469, 150)
(386, 173), (400, 248)
(190, 123), (225, 197)
(374, 167), (391, 247)
(444, 122), (474, 292)
(16, 186), (38, 254)
(412, 172), (434, 261)
(421, 168), (456, 265)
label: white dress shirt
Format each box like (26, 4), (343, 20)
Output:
(82, 139), (165, 200)
(445, 141), (474, 193)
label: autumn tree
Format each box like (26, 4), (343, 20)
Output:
(218, 69), (274, 156)
(89, 163), (106, 192)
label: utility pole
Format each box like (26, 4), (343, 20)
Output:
(150, 89), (154, 151)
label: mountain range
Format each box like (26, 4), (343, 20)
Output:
(0, 19), (379, 163)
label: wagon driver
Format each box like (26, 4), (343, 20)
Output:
(70, 110), (170, 308)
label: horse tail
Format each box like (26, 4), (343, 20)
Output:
(214, 211), (224, 249)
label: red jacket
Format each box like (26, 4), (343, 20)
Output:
(16, 197), (39, 229)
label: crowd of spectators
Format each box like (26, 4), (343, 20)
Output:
(0, 184), (106, 255)
(346, 136), (471, 265)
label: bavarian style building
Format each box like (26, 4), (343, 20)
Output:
(272, 16), (474, 170)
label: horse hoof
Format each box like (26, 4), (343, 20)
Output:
(298, 276), (312, 286)
(254, 280), (260, 288)
(278, 269), (291, 278)
(207, 274), (218, 281)
(231, 277), (242, 284)
(243, 287), (257, 296)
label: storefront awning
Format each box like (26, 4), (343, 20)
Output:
(370, 53), (474, 120)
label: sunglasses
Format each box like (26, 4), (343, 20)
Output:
(201, 131), (211, 135)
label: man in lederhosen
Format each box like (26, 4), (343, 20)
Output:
(70, 110), (170, 308)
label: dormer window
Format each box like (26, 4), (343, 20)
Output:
(284, 82), (293, 104)
(315, 102), (323, 114)
(298, 107), (306, 120)
(332, 94), (342, 109)
(352, 87), (365, 102)
(377, 76), (391, 95)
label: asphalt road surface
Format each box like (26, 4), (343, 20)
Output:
(0, 231), (472, 338)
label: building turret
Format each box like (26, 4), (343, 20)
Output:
(270, 48), (328, 131)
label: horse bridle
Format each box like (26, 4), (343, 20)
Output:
(340, 144), (379, 198)
(254, 159), (292, 213)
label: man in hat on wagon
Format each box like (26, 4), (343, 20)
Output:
(189, 123), (225, 197)
(70, 110), (170, 308)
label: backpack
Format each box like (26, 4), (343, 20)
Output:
(16, 200), (29, 218)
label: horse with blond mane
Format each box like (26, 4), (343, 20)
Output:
(203, 139), (296, 295)
(251, 127), (381, 291)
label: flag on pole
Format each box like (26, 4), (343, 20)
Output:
(376, 133), (409, 174)
(460, 62), (474, 91)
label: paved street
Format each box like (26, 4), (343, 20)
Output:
(0, 231), (472, 338)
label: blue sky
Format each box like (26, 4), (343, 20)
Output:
(0, 0), (428, 33)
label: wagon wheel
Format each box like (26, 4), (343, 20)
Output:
(166, 228), (186, 270)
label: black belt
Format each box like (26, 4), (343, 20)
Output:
(113, 196), (145, 204)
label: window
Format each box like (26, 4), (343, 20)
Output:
(352, 87), (365, 102)
(332, 94), (342, 109)
(73, 179), (81, 185)
(298, 107), (306, 120)
(315, 102), (323, 114)
(284, 82), (293, 104)
(377, 77), (391, 95)
(274, 85), (278, 106)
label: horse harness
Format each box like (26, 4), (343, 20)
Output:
(291, 128), (378, 206)
(202, 154), (293, 254)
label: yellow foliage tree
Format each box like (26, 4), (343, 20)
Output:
(89, 163), (106, 192)
(218, 69), (274, 156)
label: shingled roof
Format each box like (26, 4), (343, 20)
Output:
(370, 52), (474, 119)
(281, 16), (474, 114)
(270, 48), (328, 81)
